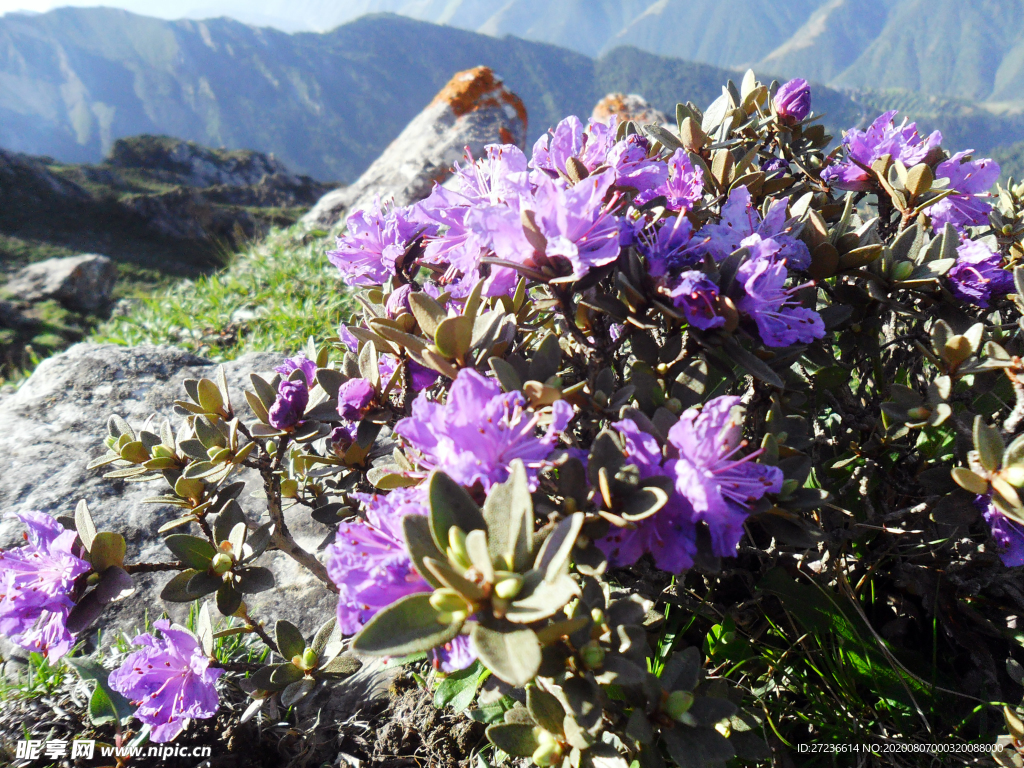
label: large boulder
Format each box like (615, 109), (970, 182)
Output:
(591, 93), (669, 127)
(302, 66), (527, 231)
(3, 254), (117, 311)
(0, 343), (337, 644)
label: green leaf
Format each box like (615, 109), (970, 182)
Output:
(471, 625), (541, 686)
(197, 602), (214, 656)
(234, 566), (275, 594)
(216, 583), (242, 616)
(160, 570), (200, 601)
(89, 532), (126, 572)
(535, 513), (583, 582)
(974, 416), (1005, 473)
(276, 620), (306, 660)
(434, 660), (487, 710)
(75, 499), (96, 552)
(403, 515), (446, 589)
(67, 658), (134, 726)
(434, 315), (474, 360)
(485, 723), (541, 757)
(529, 334), (561, 383)
(506, 573), (580, 623)
(352, 593), (462, 656)
(526, 687), (565, 735)
(428, 471), (486, 552)
(482, 459), (534, 572)
(164, 534), (217, 569)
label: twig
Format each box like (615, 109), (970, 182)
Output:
(262, 436), (338, 593)
(123, 560), (185, 574)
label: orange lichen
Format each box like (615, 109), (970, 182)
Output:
(431, 66), (528, 133)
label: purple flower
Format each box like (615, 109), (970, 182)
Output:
(929, 151), (1000, 232)
(394, 368), (573, 491)
(328, 199), (432, 287)
(635, 149), (704, 212)
(325, 487), (431, 634)
(596, 420), (698, 574)
(774, 79), (811, 123)
(434, 634), (477, 673)
(268, 379), (308, 430)
(667, 397), (783, 556)
(337, 378), (376, 421)
(669, 271), (724, 330)
(640, 215), (697, 276)
(531, 116), (617, 179)
(606, 134), (665, 196)
(0, 512), (89, 660)
(978, 496), (1024, 567)
(526, 170), (622, 279)
(821, 111), (942, 192)
(385, 285), (415, 318)
(108, 620), (224, 743)
(452, 144), (531, 207)
(379, 354), (440, 392)
(761, 157), (790, 175)
(696, 187), (810, 269)
(275, 354), (317, 388)
(947, 239), (1013, 308)
(737, 254), (825, 347)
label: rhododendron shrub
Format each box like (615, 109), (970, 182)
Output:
(7, 72), (1024, 764)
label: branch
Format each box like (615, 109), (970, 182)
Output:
(262, 436), (338, 593)
(123, 560), (185, 574)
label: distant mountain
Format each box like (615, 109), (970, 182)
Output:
(3, 7), (1024, 186)
(42, 0), (1024, 103)
(0, 8), (862, 183)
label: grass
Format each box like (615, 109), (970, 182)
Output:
(92, 226), (354, 361)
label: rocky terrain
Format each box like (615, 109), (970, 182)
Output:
(0, 136), (332, 380)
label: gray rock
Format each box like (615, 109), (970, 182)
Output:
(302, 66), (527, 231)
(0, 342), (337, 644)
(4, 254), (116, 311)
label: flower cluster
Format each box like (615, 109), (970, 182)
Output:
(10, 70), (1022, 762)
(0, 512), (89, 660)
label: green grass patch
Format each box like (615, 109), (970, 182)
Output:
(92, 226), (352, 360)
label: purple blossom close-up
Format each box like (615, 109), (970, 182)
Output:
(669, 270), (724, 330)
(737, 253), (825, 347)
(268, 378), (309, 430)
(696, 186), (811, 269)
(394, 368), (573, 490)
(325, 487), (431, 634)
(108, 620), (224, 743)
(666, 397), (783, 556)
(275, 353), (318, 388)
(821, 110), (942, 191)
(0, 511), (89, 660)
(337, 378), (376, 421)
(929, 151), (1000, 232)
(947, 239), (1013, 308)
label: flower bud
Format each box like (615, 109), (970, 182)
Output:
(590, 607), (604, 625)
(663, 690), (695, 721)
(531, 740), (563, 767)
(337, 378), (375, 421)
(580, 639), (605, 669)
(448, 527), (471, 568)
(301, 648), (319, 670)
(211, 553), (233, 575)
(435, 609), (470, 625)
(774, 78), (811, 123)
(268, 379), (308, 430)
(430, 588), (470, 613)
(892, 261), (914, 281)
(493, 573), (524, 599)
(665, 397), (683, 414)
(906, 406), (932, 421)
(1003, 466), (1024, 488)
(152, 444), (175, 460)
(385, 284), (414, 319)
(531, 728), (563, 767)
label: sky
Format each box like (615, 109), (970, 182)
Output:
(0, 1), (337, 30)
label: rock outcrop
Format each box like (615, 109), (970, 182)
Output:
(592, 93), (669, 127)
(0, 343), (337, 641)
(302, 66), (527, 231)
(3, 254), (116, 312)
